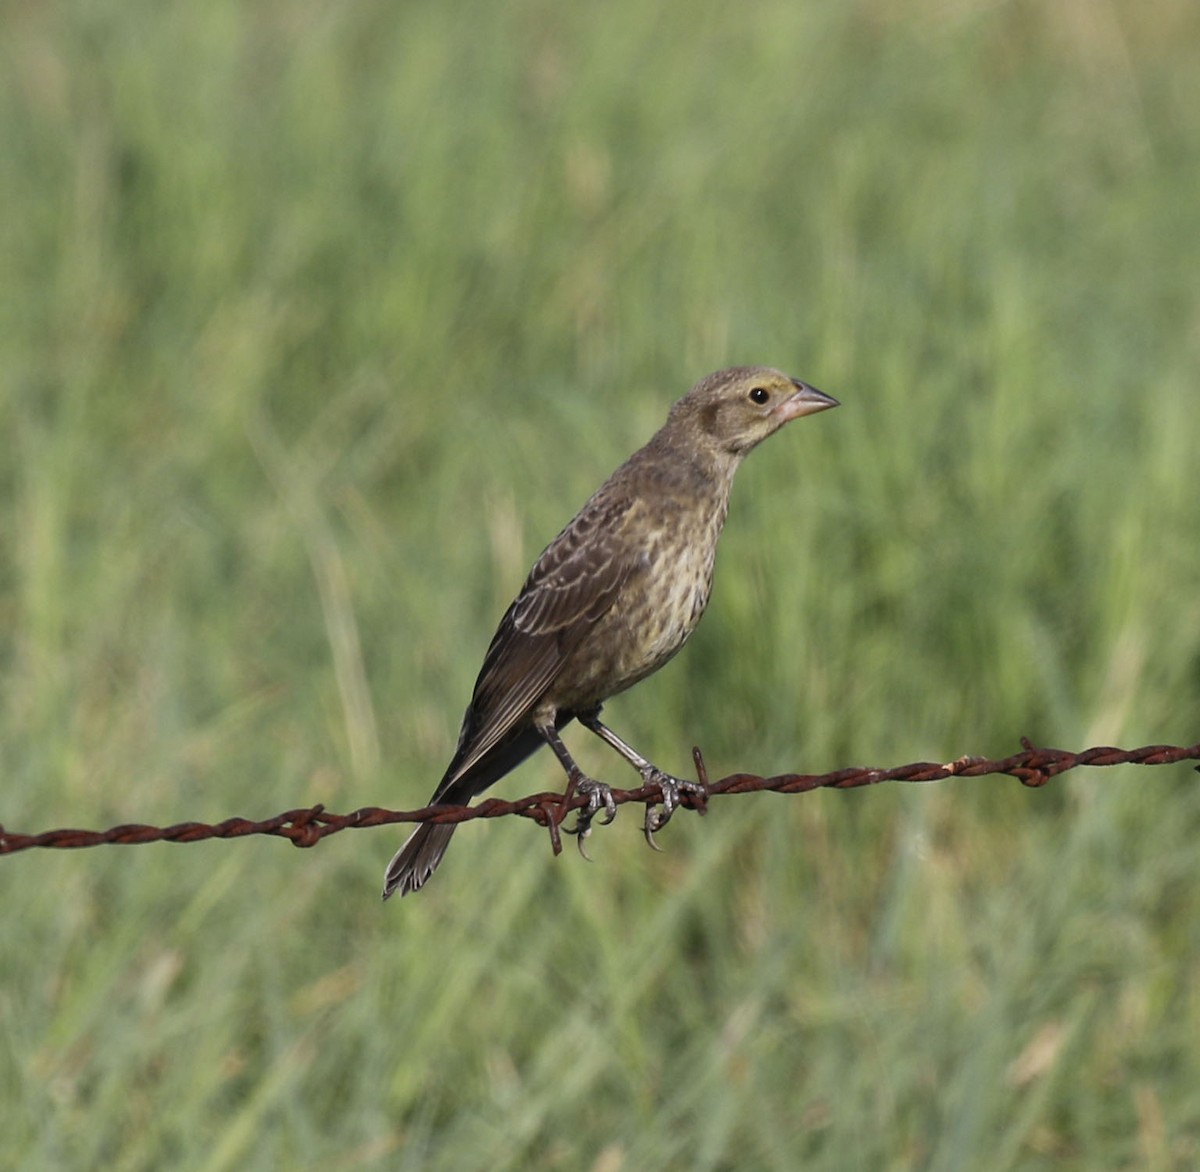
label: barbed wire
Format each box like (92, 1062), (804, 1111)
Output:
(2, 739), (1197, 859)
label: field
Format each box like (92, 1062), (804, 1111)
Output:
(3, 1), (1200, 1168)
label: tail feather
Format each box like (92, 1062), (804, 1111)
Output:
(381, 823), (457, 899)
(381, 719), (572, 900)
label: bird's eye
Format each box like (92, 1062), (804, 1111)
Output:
(748, 387), (770, 405)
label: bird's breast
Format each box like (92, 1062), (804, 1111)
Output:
(549, 497), (726, 710)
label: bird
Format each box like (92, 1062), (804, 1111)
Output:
(383, 366), (839, 898)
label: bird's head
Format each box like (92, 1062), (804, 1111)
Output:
(664, 366), (839, 459)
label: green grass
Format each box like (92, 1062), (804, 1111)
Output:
(3, 0), (1200, 1167)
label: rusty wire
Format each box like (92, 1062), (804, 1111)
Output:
(1, 739), (1197, 859)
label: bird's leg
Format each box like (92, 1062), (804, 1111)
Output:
(577, 709), (707, 850)
(533, 718), (617, 856)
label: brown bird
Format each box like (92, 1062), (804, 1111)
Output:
(383, 366), (839, 898)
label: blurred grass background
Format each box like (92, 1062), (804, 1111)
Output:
(3, 0), (1200, 1167)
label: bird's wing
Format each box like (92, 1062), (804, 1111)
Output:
(434, 492), (640, 797)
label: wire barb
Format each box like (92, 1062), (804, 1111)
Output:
(1, 740), (1197, 857)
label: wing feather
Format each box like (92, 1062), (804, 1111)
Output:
(431, 493), (638, 798)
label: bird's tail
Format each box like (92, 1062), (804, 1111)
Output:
(381, 724), (555, 900)
(381, 822), (456, 900)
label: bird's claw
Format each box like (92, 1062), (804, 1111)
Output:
(641, 769), (706, 850)
(560, 768), (706, 857)
(563, 775), (617, 859)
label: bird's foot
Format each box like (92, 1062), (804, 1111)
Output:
(562, 773), (617, 860)
(640, 768), (707, 851)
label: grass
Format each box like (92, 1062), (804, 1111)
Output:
(3, 0), (1200, 1167)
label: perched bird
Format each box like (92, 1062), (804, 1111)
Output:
(383, 366), (839, 898)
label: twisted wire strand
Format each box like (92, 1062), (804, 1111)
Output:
(2, 739), (1197, 858)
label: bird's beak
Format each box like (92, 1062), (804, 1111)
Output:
(774, 380), (840, 423)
